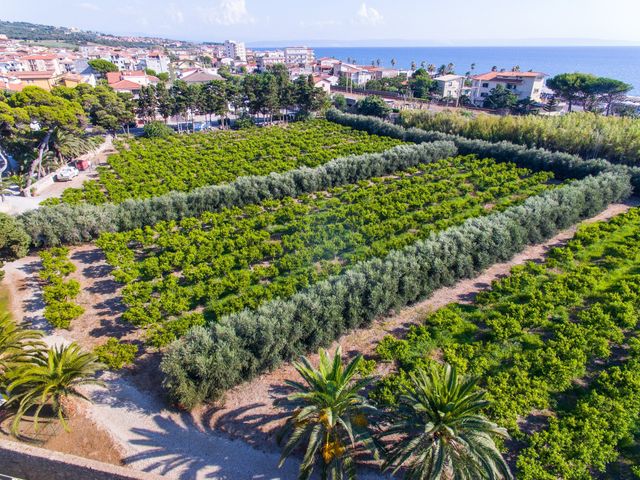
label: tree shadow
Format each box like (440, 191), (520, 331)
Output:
(122, 413), (301, 480)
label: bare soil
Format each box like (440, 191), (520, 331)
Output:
(0, 402), (123, 466)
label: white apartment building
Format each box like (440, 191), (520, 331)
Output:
(433, 74), (467, 99)
(336, 63), (372, 86)
(224, 40), (247, 62)
(256, 50), (286, 68)
(470, 71), (547, 106)
(284, 47), (315, 66)
(21, 54), (63, 75)
(139, 52), (170, 73)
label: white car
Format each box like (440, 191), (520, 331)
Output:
(56, 165), (79, 182)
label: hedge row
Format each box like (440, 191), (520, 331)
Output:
(326, 109), (640, 191)
(19, 141), (456, 248)
(160, 171), (632, 408)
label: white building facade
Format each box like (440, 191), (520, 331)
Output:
(224, 40), (247, 62)
(284, 47), (315, 66)
(470, 71), (547, 106)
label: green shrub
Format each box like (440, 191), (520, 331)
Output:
(400, 110), (640, 166)
(43, 301), (84, 329)
(93, 338), (138, 369)
(143, 121), (173, 138)
(0, 212), (30, 261)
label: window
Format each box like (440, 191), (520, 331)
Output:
(506, 84), (516, 90)
(482, 82), (489, 88)
(480, 92), (488, 97)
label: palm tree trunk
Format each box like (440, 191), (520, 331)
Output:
(24, 131), (51, 196)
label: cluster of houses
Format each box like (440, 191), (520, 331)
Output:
(0, 32), (547, 107)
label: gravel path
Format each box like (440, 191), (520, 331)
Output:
(1, 199), (637, 479)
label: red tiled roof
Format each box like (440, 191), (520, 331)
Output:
(22, 54), (57, 61)
(110, 79), (142, 91)
(12, 70), (57, 79)
(121, 70), (146, 77)
(472, 71), (546, 81)
(105, 71), (120, 84)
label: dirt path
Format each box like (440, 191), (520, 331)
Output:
(2, 251), (383, 479)
(1, 199), (636, 479)
(198, 199), (640, 447)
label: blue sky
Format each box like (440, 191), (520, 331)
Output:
(4, 0), (640, 45)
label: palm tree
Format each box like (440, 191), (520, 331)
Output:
(411, 61), (417, 71)
(277, 347), (379, 480)
(382, 364), (512, 480)
(0, 314), (44, 384)
(446, 63), (455, 74)
(5, 343), (104, 433)
(376, 59), (381, 67)
(391, 58), (397, 68)
(421, 61), (427, 69)
(427, 64), (436, 76)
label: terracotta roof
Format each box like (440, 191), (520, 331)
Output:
(121, 70), (146, 77)
(472, 71), (546, 81)
(105, 71), (121, 84)
(12, 70), (57, 79)
(181, 70), (223, 83)
(22, 54), (57, 61)
(110, 79), (142, 91)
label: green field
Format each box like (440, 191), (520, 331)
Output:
(96, 155), (554, 346)
(373, 207), (640, 479)
(57, 120), (404, 204)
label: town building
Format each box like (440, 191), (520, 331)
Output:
(433, 74), (468, 99)
(106, 70), (158, 95)
(22, 54), (63, 75)
(470, 71), (547, 105)
(224, 40), (247, 62)
(139, 52), (170, 73)
(11, 70), (62, 90)
(284, 47), (314, 66)
(335, 63), (372, 86)
(180, 69), (224, 84)
(256, 50), (286, 69)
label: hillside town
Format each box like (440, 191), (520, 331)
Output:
(0, 33), (566, 110)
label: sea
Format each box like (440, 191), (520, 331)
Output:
(310, 47), (640, 95)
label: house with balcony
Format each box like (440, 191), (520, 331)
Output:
(139, 52), (170, 73)
(284, 47), (315, 66)
(433, 74), (470, 99)
(335, 63), (372, 86)
(21, 54), (63, 75)
(470, 71), (546, 106)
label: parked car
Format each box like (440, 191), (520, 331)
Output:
(56, 165), (79, 182)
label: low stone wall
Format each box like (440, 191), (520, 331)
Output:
(0, 440), (161, 480)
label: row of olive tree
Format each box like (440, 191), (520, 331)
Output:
(18, 141), (456, 247)
(325, 109), (640, 188)
(160, 171), (631, 409)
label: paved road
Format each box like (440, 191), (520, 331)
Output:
(0, 136), (113, 216)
